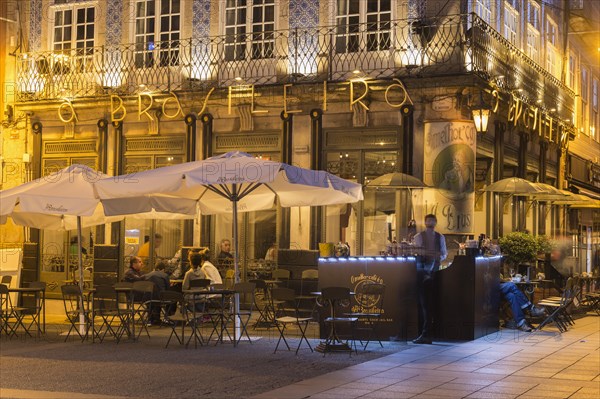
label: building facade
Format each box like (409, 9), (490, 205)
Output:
(1, 0), (598, 294)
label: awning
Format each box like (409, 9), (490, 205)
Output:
(571, 185), (600, 201)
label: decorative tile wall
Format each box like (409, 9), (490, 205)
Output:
(193, 0), (211, 38)
(105, 0), (123, 47)
(29, 0), (42, 51)
(290, 0), (318, 29)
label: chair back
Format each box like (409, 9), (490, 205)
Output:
(1, 275), (12, 286)
(321, 286), (352, 301)
(159, 290), (184, 310)
(61, 284), (85, 320)
(271, 287), (296, 302)
(301, 269), (319, 279)
(0, 283), (11, 314)
(113, 282), (133, 309)
(189, 278), (211, 289)
(272, 269), (291, 280)
(234, 282), (256, 311)
(93, 285), (118, 311)
(300, 269), (319, 296)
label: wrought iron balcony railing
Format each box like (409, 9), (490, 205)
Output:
(14, 14), (574, 116)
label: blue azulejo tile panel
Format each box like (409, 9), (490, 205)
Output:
(290, 0), (318, 29)
(193, 0), (211, 38)
(29, 0), (42, 51)
(105, 0), (123, 47)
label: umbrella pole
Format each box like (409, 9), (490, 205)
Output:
(232, 185), (239, 347)
(76, 216), (87, 337)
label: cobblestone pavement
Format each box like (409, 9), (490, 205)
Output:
(0, 308), (405, 399)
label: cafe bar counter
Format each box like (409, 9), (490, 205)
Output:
(318, 255), (502, 342)
(434, 255), (502, 340)
(318, 256), (418, 341)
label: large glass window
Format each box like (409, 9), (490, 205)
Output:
(545, 17), (559, 77)
(503, 2), (519, 46)
(134, 0), (181, 67)
(324, 150), (399, 256)
(224, 0), (275, 61)
(568, 53), (576, 89)
(475, 0), (492, 24)
(52, 4), (95, 72)
(335, 0), (392, 53)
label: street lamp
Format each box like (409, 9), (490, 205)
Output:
(471, 91), (490, 134)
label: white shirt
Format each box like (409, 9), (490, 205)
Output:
(201, 261), (223, 285)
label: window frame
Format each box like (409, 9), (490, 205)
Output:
(49, 1), (97, 73)
(334, 0), (393, 54)
(222, 0), (277, 61)
(503, 2), (519, 47)
(133, 0), (182, 68)
(474, 0), (493, 25)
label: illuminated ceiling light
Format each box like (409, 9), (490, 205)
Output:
(235, 76), (243, 81)
(550, 108), (556, 112)
(536, 99), (542, 103)
(352, 69), (361, 74)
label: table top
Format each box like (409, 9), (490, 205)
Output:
(183, 288), (235, 295)
(9, 287), (46, 293)
(310, 291), (355, 296)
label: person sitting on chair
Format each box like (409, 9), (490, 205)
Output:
(182, 252), (206, 291)
(124, 256), (146, 282)
(500, 281), (546, 332)
(145, 262), (173, 325)
(199, 248), (222, 286)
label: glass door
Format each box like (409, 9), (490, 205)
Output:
(323, 149), (398, 256)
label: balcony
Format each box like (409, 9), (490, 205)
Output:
(15, 14), (574, 118)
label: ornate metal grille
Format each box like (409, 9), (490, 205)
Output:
(16, 14), (574, 118)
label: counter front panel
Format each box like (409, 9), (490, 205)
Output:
(318, 257), (418, 341)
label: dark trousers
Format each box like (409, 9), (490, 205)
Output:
(416, 263), (437, 338)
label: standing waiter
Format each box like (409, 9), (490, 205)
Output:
(412, 214), (447, 344)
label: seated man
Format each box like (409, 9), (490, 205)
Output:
(145, 262), (174, 324)
(501, 281), (546, 332)
(124, 256), (146, 282)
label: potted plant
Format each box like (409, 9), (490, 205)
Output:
(499, 232), (538, 278)
(536, 235), (555, 256)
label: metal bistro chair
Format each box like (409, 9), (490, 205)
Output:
(160, 290), (205, 349)
(61, 284), (91, 342)
(271, 269), (291, 287)
(1, 275), (12, 287)
(113, 282), (134, 341)
(131, 280), (158, 339)
(18, 281), (46, 337)
(0, 283), (19, 337)
(91, 285), (121, 343)
(321, 286), (358, 355)
(249, 279), (275, 329)
(233, 281), (256, 344)
(271, 287), (313, 355)
(536, 277), (579, 333)
(344, 283), (386, 350)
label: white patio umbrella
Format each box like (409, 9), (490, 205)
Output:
(0, 164), (118, 332)
(96, 151), (364, 344)
(96, 151), (364, 281)
(1, 164), (194, 331)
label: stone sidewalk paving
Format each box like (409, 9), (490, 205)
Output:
(253, 315), (600, 399)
